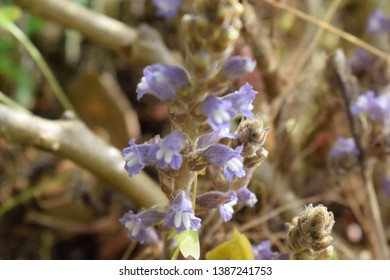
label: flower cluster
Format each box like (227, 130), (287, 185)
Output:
(119, 0), (268, 253)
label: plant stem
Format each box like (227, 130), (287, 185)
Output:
(5, 20), (77, 115)
(260, 0), (390, 60)
(192, 172), (198, 209)
(171, 247), (180, 260)
(0, 90), (30, 113)
(0, 104), (169, 208)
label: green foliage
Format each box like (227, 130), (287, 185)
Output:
(0, 5), (76, 113)
(176, 229), (200, 260)
(169, 229), (200, 260)
(0, 6), (37, 105)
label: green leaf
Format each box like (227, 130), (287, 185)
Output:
(0, 6), (22, 28)
(176, 230), (200, 260)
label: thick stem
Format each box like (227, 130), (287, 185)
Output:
(12, 0), (177, 66)
(0, 104), (169, 209)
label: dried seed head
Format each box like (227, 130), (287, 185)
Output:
(287, 204), (335, 260)
(236, 118), (269, 157)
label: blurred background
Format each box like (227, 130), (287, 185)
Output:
(0, 0), (389, 259)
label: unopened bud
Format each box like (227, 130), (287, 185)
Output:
(287, 204), (335, 260)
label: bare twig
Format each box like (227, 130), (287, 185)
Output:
(259, 0), (389, 60)
(242, 1), (280, 101)
(0, 104), (169, 209)
(260, 0), (390, 121)
(327, 49), (389, 259)
(279, 0), (342, 107)
(12, 0), (177, 66)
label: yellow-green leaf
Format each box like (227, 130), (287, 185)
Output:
(177, 229), (200, 260)
(205, 227), (254, 260)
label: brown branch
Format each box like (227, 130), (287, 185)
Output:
(12, 0), (177, 66)
(0, 104), (169, 209)
(326, 49), (389, 260)
(242, 1), (281, 102)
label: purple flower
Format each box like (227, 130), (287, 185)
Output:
(165, 191), (201, 234)
(196, 190), (238, 222)
(149, 130), (187, 170)
(218, 191), (238, 222)
(201, 95), (235, 131)
(201, 83), (257, 131)
(220, 56), (257, 80)
(152, 0), (184, 19)
(253, 240), (289, 260)
(204, 144), (245, 181)
(349, 48), (375, 72)
(122, 139), (155, 176)
(253, 240), (273, 260)
(351, 91), (390, 124)
(366, 10), (390, 35)
(136, 64), (190, 101)
(237, 187), (258, 207)
(196, 129), (236, 149)
(224, 83), (257, 120)
(329, 137), (359, 158)
(119, 209), (166, 244)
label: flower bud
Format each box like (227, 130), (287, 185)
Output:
(287, 204), (335, 260)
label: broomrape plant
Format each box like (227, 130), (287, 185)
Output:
(119, 0), (339, 260)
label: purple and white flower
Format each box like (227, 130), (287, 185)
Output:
(136, 64), (190, 101)
(220, 56), (257, 80)
(196, 128), (236, 149)
(366, 10), (390, 35)
(329, 137), (359, 158)
(201, 83), (257, 131)
(237, 187), (258, 207)
(201, 95), (235, 131)
(196, 190), (238, 222)
(149, 130), (187, 170)
(252, 240), (273, 260)
(165, 191), (201, 234)
(351, 91), (390, 124)
(223, 83), (257, 120)
(218, 191), (238, 222)
(204, 144), (245, 181)
(152, 0), (184, 20)
(252, 240), (289, 260)
(122, 139), (155, 176)
(119, 209), (166, 244)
